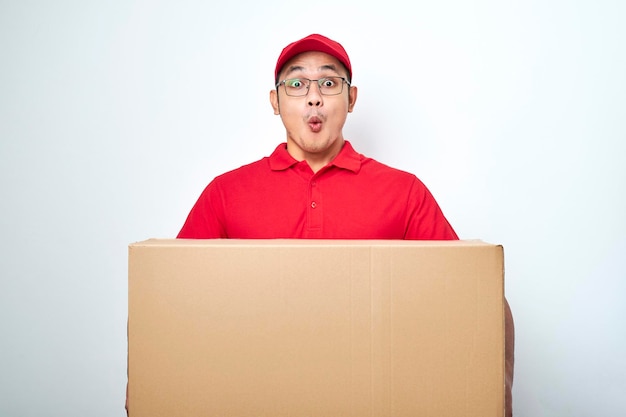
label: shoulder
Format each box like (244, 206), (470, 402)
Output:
(360, 156), (422, 185)
(211, 156), (271, 185)
(211, 143), (290, 184)
(342, 142), (418, 182)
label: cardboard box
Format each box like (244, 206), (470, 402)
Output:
(128, 239), (505, 417)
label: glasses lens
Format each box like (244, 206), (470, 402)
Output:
(318, 77), (344, 95)
(283, 78), (309, 96)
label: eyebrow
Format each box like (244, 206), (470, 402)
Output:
(283, 64), (341, 78)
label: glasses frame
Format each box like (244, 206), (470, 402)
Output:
(275, 76), (351, 97)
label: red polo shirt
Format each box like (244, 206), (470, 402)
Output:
(177, 141), (458, 240)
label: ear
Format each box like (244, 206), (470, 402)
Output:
(270, 89), (280, 115)
(347, 85), (358, 113)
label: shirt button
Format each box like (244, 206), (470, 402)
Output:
(311, 201), (317, 208)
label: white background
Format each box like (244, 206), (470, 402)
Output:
(1, 1), (624, 416)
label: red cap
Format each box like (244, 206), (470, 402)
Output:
(274, 34), (352, 81)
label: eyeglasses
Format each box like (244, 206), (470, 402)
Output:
(275, 76), (350, 97)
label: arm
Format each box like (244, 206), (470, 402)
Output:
(403, 177), (514, 413)
(505, 298), (515, 417)
(125, 320), (129, 416)
(177, 181), (227, 239)
(403, 177), (458, 240)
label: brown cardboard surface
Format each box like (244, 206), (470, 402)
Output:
(128, 239), (504, 417)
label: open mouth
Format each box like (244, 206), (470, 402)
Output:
(308, 116), (322, 132)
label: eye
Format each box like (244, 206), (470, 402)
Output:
(285, 79), (304, 89)
(320, 78), (336, 88)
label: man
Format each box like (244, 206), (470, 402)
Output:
(173, 34), (513, 415)
(177, 34), (457, 241)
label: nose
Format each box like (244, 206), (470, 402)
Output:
(306, 82), (323, 107)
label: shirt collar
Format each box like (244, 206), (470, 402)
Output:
(269, 140), (362, 173)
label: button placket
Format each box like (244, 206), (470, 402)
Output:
(308, 178), (322, 230)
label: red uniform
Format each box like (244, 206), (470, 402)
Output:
(178, 141), (458, 240)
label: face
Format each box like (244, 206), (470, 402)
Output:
(270, 51), (358, 165)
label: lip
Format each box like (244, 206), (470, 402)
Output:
(308, 116), (323, 132)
